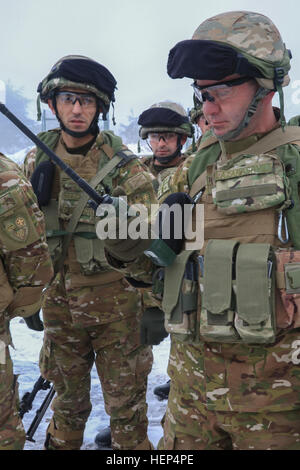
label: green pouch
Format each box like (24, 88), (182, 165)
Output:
(162, 250), (198, 341)
(74, 223), (110, 275)
(234, 243), (276, 344)
(200, 239), (240, 342)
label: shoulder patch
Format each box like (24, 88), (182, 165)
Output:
(0, 186), (41, 250)
(4, 215), (29, 242)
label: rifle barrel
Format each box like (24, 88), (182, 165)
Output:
(26, 386), (56, 442)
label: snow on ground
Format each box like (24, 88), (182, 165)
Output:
(9, 316), (170, 450)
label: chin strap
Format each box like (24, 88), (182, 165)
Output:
(217, 87), (270, 141)
(276, 83), (286, 130)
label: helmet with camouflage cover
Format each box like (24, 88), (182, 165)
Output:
(167, 11), (292, 139)
(189, 94), (204, 124)
(138, 101), (194, 163)
(138, 101), (194, 139)
(37, 55), (117, 137)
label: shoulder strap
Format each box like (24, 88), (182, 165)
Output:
(231, 126), (300, 158)
(115, 148), (137, 167)
(35, 129), (61, 167)
(190, 171), (207, 199)
(55, 154), (122, 272)
(99, 138), (137, 168)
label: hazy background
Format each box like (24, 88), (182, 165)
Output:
(1, 0), (300, 151)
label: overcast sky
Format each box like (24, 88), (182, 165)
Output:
(1, 0), (300, 126)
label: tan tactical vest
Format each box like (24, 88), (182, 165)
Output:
(163, 126), (300, 344)
(44, 137), (124, 287)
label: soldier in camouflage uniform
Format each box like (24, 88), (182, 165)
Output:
(139, 101), (194, 400)
(101, 11), (300, 450)
(23, 55), (157, 450)
(95, 101), (194, 445)
(0, 153), (53, 450)
(185, 96), (212, 158)
(138, 101), (194, 203)
(188, 95), (211, 150)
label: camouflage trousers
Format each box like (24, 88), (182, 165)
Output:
(159, 336), (300, 450)
(40, 274), (153, 450)
(0, 340), (25, 450)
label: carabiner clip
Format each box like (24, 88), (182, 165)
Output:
(192, 190), (203, 208)
(278, 211), (289, 244)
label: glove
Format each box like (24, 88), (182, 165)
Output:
(144, 192), (194, 267)
(157, 192), (194, 255)
(24, 311), (44, 331)
(97, 196), (152, 262)
(140, 307), (168, 345)
(100, 192), (194, 266)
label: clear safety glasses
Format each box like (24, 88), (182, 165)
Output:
(56, 91), (97, 108)
(191, 76), (252, 103)
(148, 132), (178, 143)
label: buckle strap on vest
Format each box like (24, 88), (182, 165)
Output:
(116, 149), (137, 167)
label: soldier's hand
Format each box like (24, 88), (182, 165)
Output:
(97, 196), (152, 262)
(140, 307), (168, 345)
(157, 192), (194, 255)
(24, 311), (44, 331)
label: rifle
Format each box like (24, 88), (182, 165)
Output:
(0, 102), (113, 210)
(26, 384), (55, 442)
(19, 375), (55, 442)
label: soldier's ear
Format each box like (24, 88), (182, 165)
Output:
(181, 135), (187, 145)
(47, 99), (56, 115)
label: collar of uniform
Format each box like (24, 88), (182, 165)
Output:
(61, 135), (97, 156)
(222, 135), (260, 156)
(222, 121), (281, 157)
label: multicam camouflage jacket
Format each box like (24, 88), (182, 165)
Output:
(23, 130), (158, 285)
(0, 153), (53, 344)
(141, 153), (188, 202)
